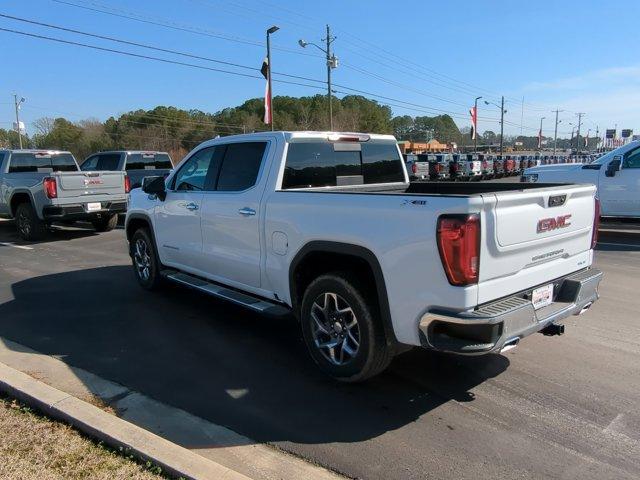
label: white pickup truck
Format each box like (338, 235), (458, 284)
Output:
(125, 132), (602, 381)
(522, 141), (640, 218)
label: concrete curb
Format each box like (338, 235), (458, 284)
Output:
(0, 361), (250, 480)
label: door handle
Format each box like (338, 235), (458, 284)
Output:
(238, 207), (256, 216)
(185, 202), (199, 211)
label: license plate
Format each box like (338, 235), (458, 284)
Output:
(532, 284), (554, 310)
(87, 202), (102, 212)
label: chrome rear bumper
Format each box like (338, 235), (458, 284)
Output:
(419, 268), (603, 355)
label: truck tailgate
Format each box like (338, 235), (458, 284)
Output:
(478, 184), (596, 304)
(54, 171), (126, 198)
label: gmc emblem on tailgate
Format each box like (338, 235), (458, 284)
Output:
(83, 178), (103, 186)
(537, 214), (572, 233)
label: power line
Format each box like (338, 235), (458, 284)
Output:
(0, 26), (328, 92)
(0, 13), (327, 86)
(51, 0), (323, 59)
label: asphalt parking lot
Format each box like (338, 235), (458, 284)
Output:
(0, 218), (639, 480)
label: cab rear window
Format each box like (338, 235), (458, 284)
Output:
(8, 153), (78, 173)
(125, 153), (173, 170)
(282, 142), (404, 189)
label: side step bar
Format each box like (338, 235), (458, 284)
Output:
(163, 271), (290, 316)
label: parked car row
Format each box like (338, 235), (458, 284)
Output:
(0, 149), (172, 240)
(405, 153), (602, 181)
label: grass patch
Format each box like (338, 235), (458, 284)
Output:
(0, 395), (174, 479)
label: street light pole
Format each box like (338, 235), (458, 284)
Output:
(266, 26), (279, 132)
(13, 94), (25, 149)
(474, 96), (482, 152)
(539, 116), (546, 151)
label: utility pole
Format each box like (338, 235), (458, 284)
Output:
(539, 116), (546, 150)
(299, 26), (337, 130)
(595, 125), (599, 152)
(474, 96), (482, 152)
(499, 96), (505, 156)
(575, 112), (585, 153)
(324, 25), (336, 131)
(552, 109), (562, 156)
(13, 94), (25, 149)
(266, 26), (279, 131)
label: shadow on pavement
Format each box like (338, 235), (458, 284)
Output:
(0, 219), (99, 245)
(0, 265), (509, 446)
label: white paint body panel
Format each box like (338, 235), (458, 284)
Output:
(127, 132), (598, 347)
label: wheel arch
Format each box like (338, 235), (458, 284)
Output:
(289, 241), (397, 346)
(125, 213), (160, 256)
(9, 190), (35, 217)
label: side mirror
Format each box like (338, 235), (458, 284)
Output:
(142, 175), (166, 200)
(605, 157), (622, 177)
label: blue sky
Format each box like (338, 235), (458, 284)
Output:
(1, 0), (639, 138)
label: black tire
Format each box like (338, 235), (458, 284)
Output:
(15, 202), (47, 241)
(92, 214), (118, 232)
(300, 272), (393, 382)
(130, 228), (163, 290)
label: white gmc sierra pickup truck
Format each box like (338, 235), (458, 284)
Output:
(125, 132), (602, 381)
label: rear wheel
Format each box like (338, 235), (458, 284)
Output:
(130, 228), (163, 290)
(15, 202), (47, 241)
(300, 272), (393, 382)
(92, 214), (118, 232)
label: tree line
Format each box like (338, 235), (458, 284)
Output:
(0, 94), (591, 163)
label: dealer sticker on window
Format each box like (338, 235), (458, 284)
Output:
(86, 202), (101, 212)
(532, 284), (554, 310)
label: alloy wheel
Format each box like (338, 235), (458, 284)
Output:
(310, 292), (360, 365)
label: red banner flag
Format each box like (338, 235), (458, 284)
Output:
(469, 106), (477, 140)
(261, 57), (271, 125)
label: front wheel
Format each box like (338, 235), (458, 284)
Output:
(300, 272), (393, 382)
(130, 228), (163, 290)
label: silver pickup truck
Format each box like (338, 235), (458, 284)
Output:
(0, 149), (129, 240)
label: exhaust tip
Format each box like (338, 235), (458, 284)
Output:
(500, 337), (519, 353)
(578, 302), (593, 315)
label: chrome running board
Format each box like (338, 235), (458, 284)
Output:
(163, 271), (290, 316)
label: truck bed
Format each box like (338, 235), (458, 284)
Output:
(297, 181), (573, 196)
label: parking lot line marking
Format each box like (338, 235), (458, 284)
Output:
(0, 242), (33, 250)
(598, 242), (640, 248)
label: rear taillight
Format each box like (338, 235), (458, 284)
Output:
(591, 197), (600, 249)
(124, 175), (131, 193)
(411, 163), (418, 174)
(43, 177), (57, 199)
(437, 214), (480, 286)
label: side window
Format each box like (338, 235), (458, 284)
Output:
(81, 156), (99, 171)
(172, 147), (218, 192)
(216, 142), (267, 192)
(623, 148), (640, 169)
